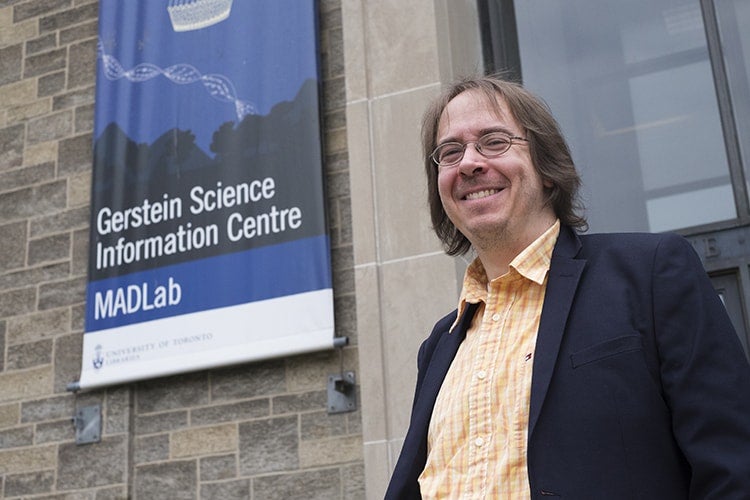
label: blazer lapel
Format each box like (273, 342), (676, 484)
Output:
(402, 302), (480, 465)
(417, 302), (480, 411)
(528, 227), (585, 437)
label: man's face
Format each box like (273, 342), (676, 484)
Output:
(436, 90), (555, 253)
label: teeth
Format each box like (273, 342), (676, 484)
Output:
(466, 189), (499, 200)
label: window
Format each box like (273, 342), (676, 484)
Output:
(481, 0), (748, 233)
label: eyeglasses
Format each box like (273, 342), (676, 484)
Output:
(430, 132), (529, 168)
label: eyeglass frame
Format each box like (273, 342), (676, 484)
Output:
(430, 131), (529, 168)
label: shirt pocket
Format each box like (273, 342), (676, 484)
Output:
(570, 334), (643, 369)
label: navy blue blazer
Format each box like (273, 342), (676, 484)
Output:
(385, 226), (750, 499)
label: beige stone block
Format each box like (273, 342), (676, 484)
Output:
(286, 347), (358, 394)
(7, 308), (70, 345)
(341, 0), (367, 102)
(23, 141), (58, 166)
(371, 85), (444, 261)
(363, 440), (391, 500)
(171, 423), (237, 458)
(67, 171), (91, 207)
(0, 445), (55, 474)
(325, 126), (348, 155)
(346, 100), (376, 265)
(1, 80), (36, 108)
(27, 110), (73, 144)
(379, 253), (458, 439)
(0, 16), (36, 48)
(0, 367), (53, 403)
(0, 403), (20, 429)
(364, 0), (440, 97)
(7, 99), (51, 124)
(354, 265), (386, 440)
(299, 435), (363, 468)
(433, 0), (485, 81)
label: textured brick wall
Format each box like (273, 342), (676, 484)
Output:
(0, 0), (362, 498)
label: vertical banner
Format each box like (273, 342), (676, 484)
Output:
(75, 0), (334, 390)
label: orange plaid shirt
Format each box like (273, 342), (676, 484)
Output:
(419, 220), (560, 499)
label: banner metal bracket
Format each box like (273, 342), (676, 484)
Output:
(327, 337), (356, 414)
(72, 405), (102, 445)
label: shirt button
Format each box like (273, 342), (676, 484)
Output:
(492, 313), (501, 321)
(476, 370), (487, 380)
(474, 437), (485, 447)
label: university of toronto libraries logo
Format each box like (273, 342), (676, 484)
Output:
(93, 345), (104, 369)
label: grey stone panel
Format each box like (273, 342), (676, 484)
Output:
(38, 276), (86, 310)
(134, 460), (197, 500)
(0, 320), (5, 371)
(0, 180), (67, 221)
(53, 86), (95, 111)
(4, 469), (55, 497)
(39, 3), (99, 33)
(0, 123), (25, 169)
(103, 387), (131, 435)
(54, 333), (83, 394)
(136, 372), (209, 414)
(342, 462), (367, 500)
(0, 263), (70, 292)
(29, 206), (89, 238)
(190, 399), (270, 426)
(67, 39), (97, 89)
(0, 287), (37, 317)
(300, 410), (348, 440)
(60, 20), (98, 46)
(58, 133), (93, 176)
(8, 339), (53, 369)
(252, 468), (341, 500)
(94, 485), (130, 499)
(0, 425), (34, 448)
(27, 110), (73, 144)
(200, 479), (250, 500)
(28, 232), (71, 266)
(238, 415), (298, 475)
(0, 221), (27, 273)
(35, 418), (74, 444)
(272, 390), (326, 415)
(57, 435), (128, 490)
(12, 0), (70, 23)
(0, 162), (56, 194)
(71, 227), (89, 276)
(210, 360), (286, 401)
(21, 394), (75, 423)
(0, 44), (22, 86)
(75, 103), (95, 133)
(38, 71), (66, 97)
(23, 48), (67, 79)
(26, 33), (57, 55)
(199, 453), (236, 481)
(133, 434), (169, 464)
(134, 411), (188, 435)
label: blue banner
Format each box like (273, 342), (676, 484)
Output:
(77, 0), (334, 390)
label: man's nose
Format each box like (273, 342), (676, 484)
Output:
(457, 143), (486, 174)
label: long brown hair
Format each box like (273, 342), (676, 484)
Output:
(422, 75), (587, 255)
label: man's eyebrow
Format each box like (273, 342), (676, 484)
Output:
(437, 126), (516, 145)
(479, 126), (515, 136)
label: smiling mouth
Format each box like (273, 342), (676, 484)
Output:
(464, 189), (501, 200)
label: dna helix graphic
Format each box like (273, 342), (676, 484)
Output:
(97, 40), (256, 121)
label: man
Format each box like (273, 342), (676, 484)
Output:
(385, 75), (750, 499)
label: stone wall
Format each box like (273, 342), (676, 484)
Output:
(0, 0), (362, 498)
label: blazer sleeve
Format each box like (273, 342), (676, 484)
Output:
(652, 234), (750, 498)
